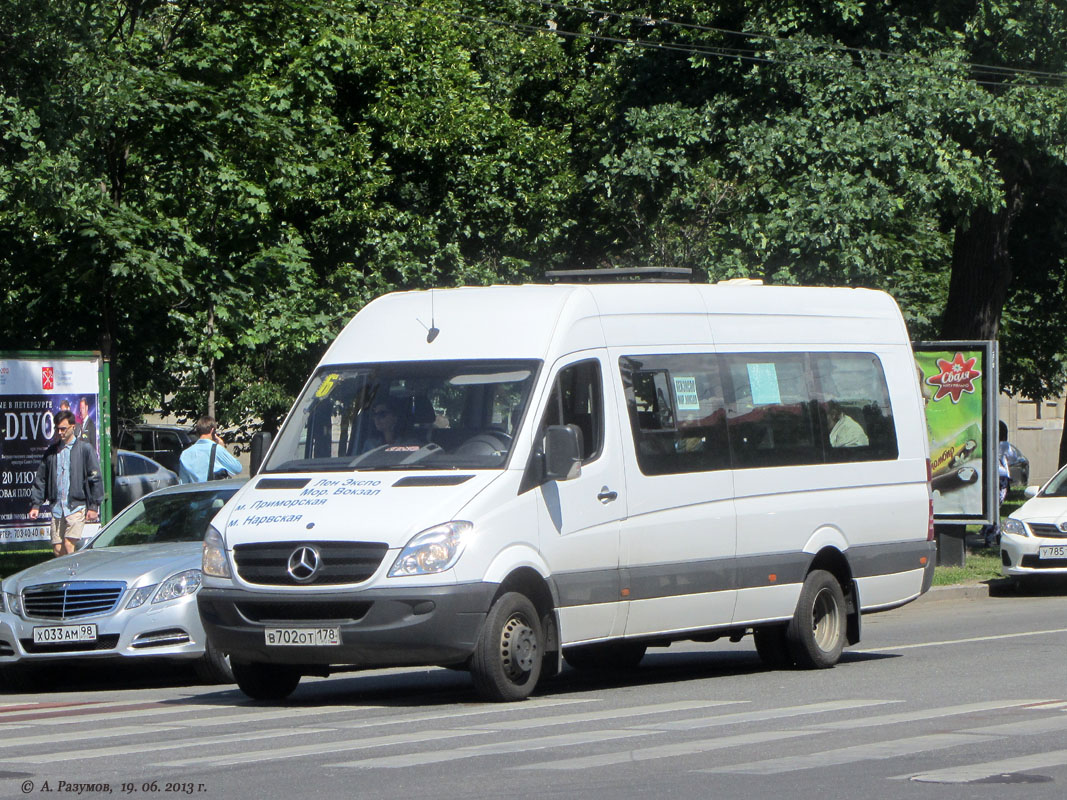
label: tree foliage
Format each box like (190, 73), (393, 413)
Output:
(1, 0), (1065, 449)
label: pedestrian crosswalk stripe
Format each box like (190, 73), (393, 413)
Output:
(901, 748), (1067, 784)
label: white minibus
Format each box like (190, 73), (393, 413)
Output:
(199, 279), (935, 701)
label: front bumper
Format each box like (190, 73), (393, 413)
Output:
(198, 582), (497, 669)
(0, 594), (208, 664)
(1001, 533), (1067, 577)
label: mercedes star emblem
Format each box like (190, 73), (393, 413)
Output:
(287, 545), (321, 582)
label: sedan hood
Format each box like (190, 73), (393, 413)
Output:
(5, 543), (201, 591)
(217, 471), (503, 548)
(1012, 496), (1067, 526)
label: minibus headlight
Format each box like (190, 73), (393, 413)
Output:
(389, 521), (472, 577)
(1001, 517), (1027, 538)
(202, 527), (232, 578)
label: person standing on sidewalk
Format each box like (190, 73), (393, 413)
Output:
(178, 416), (242, 483)
(29, 410), (103, 557)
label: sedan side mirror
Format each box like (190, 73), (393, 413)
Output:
(543, 424), (582, 482)
(1024, 485), (1039, 499)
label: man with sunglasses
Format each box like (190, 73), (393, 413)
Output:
(28, 410), (103, 557)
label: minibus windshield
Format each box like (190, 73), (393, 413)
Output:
(264, 360), (540, 473)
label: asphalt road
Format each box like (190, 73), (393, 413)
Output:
(1, 580), (1065, 800)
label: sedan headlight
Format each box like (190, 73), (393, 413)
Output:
(4, 591), (21, 616)
(1001, 517), (1028, 537)
(202, 526), (231, 578)
(389, 521), (472, 577)
(152, 570), (202, 604)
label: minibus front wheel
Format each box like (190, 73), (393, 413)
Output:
(231, 660), (301, 701)
(786, 570), (846, 669)
(470, 592), (543, 702)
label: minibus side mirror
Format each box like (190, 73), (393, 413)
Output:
(543, 424), (582, 482)
(250, 431), (273, 476)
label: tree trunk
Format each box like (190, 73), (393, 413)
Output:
(939, 161), (1025, 340)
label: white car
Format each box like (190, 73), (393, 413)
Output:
(1001, 464), (1067, 582)
(0, 479), (244, 690)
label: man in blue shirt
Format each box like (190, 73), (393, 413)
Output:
(178, 416), (242, 483)
(29, 410), (103, 556)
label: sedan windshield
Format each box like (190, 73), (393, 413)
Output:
(264, 360), (540, 472)
(90, 487), (240, 548)
(1040, 465), (1067, 498)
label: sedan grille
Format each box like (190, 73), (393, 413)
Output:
(233, 541), (388, 586)
(1027, 523), (1067, 539)
(22, 581), (126, 620)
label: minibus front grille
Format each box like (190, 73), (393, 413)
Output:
(232, 541), (389, 586)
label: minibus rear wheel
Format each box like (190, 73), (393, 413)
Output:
(786, 570), (846, 669)
(231, 660), (301, 701)
(470, 592), (543, 702)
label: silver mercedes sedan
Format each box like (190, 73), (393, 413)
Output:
(0, 479), (245, 689)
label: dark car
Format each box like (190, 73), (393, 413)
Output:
(117, 423), (193, 473)
(1000, 440), (1030, 487)
(113, 449), (179, 513)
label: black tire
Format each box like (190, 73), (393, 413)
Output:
(231, 660), (301, 701)
(0, 664), (39, 692)
(563, 641), (647, 671)
(786, 570), (847, 669)
(753, 625), (793, 668)
(193, 638), (234, 684)
(470, 592), (543, 702)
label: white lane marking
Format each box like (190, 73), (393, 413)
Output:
(852, 627), (1067, 654)
(518, 729), (813, 771)
(0, 727), (333, 764)
(0, 703), (226, 728)
(699, 732), (999, 775)
(629, 700), (897, 731)
(331, 698), (598, 731)
(331, 729), (651, 769)
(814, 699), (1054, 730)
(966, 715), (1067, 737)
(484, 700), (743, 731)
(514, 699), (1056, 771)
(155, 700), (735, 768)
(902, 749), (1067, 784)
(157, 728), (496, 768)
(0, 725), (182, 749)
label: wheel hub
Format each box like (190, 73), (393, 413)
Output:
(500, 614), (538, 678)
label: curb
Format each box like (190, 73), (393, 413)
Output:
(914, 579), (1012, 604)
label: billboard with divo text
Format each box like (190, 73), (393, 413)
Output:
(913, 341), (998, 525)
(0, 353), (108, 546)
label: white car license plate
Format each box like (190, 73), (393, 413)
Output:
(265, 627), (340, 646)
(1038, 545), (1067, 559)
(32, 624), (98, 644)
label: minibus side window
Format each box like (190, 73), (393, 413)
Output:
(620, 354), (729, 476)
(540, 360), (603, 464)
(723, 354), (820, 469)
(811, 353), (898, 462)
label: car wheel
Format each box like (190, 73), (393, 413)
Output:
(0, 664), (39, 692)
(563, 641), (647, 671)
(231, 661), (301, 701)
(753, 624), (793, 668)
(470, 592), (543, 702)
(193, 638), (234, 684)
(786, 570), (847, 669)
